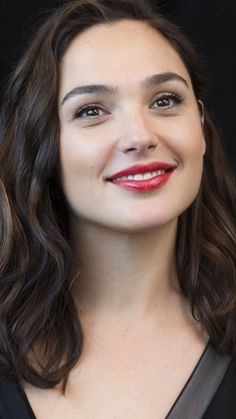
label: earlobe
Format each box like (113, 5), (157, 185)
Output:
(197, 100), (206, 154)
(197, 99), (204, 125)
(202, 136), (206, 155)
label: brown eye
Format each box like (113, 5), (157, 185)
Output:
(73, 105), (106, 119)
(152, 93), (183, 109)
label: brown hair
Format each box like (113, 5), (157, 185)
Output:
(0, 0), (236, 392)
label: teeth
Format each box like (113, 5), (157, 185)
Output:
(143, 172), (152, 179)
(113, 170), (166, 181)
(134, 174), (143, 180)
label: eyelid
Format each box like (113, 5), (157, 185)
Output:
(72, 103), (109, 120)
(150, 91), (184, 108)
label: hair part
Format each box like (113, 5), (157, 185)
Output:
(0, 0), (236, 392)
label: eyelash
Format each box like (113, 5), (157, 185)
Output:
(73, 93), (184, 120)
(152, 93), (183, 109)
(73, 104), (106, 120)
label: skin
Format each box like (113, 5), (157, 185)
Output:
(59, 21), (205, 234)
(25, 20), (208, 419)
(58, 19), (206, 317)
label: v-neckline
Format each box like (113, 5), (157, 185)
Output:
(165, 339), (231, 418)
(20, 339), (231, 419)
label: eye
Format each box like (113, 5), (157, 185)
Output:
(73, 104), (107, 119)
(151, 93), (183, 110)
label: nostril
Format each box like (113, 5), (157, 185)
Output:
(125, 144), (156, 153)
(126, 147), (137, 152)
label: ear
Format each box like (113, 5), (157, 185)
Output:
(197, 100), (206, 155)
(197, 99), (204, 125)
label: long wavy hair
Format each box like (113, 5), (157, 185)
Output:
(0, 0), (235, 392)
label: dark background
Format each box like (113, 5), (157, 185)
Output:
(0, 0), (235, 173)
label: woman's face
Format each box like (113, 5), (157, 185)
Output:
(58, 20), (205, 232)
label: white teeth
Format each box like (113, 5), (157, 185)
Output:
(134, 174), (143, 180)
(113, 170), (167, 181)
(143, 172), (152, 179)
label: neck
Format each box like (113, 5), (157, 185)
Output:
(70, 218), (181, 321)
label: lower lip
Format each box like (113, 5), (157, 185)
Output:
(108, 170), (175, 192)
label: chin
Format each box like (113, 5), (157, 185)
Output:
(100, 213), (179, 234)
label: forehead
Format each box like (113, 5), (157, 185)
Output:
(59, 19), (191, 98)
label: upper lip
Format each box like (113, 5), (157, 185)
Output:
(106, 162), (177, 180)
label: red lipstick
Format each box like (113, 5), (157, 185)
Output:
(106, 162), (177, 192)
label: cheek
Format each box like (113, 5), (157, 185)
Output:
(58, 130), (113, 192)
(166, 118), (205, 200)
(170, 116), (205, 164)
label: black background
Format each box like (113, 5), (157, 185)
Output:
(0, 0), (235, 173)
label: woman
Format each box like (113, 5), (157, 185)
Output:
(0, 0), (235, 417)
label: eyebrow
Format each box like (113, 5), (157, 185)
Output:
(60, 72), (189, 106)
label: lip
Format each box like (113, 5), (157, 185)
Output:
(106, 162), (177, 180)
(106, 162), (177, 192)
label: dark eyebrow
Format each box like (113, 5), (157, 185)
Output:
(60, 72), (189, 106)
(143, 72), (188, 89)
(61, 84), (117, 106)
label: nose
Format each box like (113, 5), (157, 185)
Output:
(117, 110), (158, 155)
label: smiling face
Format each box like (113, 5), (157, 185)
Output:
(58, 19), (206, 232)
